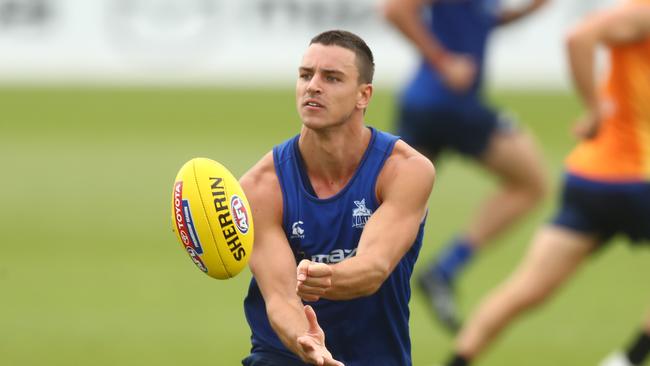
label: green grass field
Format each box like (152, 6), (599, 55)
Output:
(1, 87), (648, 366)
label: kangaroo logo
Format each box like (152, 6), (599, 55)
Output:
(352, 199), (372, 229)
(291, 221), (305, 239)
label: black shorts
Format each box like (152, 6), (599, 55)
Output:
(396, 102), (514, 158)
(551, 173), (650, 245)
(242, 351), (307, 366)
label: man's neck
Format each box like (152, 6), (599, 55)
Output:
(298, 122), (371, 198)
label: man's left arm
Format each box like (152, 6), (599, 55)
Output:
(296, 147), (435, 301)
(497, 0), (548, 26)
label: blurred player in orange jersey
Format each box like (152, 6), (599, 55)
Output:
(437, 1), (650, 365)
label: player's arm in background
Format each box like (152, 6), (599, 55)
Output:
(566, 1), (650, 139)
(382, 0), (476, 92)
(240, 153), (343, 366)
(497, 0), (548, 26)
(296, 141), (435, 301)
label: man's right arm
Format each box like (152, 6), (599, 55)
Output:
(383, 0), (476, 92)
(240, 153), (343, 366)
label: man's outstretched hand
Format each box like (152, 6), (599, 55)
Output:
(296, 305), (344, 366)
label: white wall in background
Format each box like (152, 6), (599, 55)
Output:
(0, 0), (615, 88)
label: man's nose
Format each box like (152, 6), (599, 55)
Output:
(306, 75), (323, 94)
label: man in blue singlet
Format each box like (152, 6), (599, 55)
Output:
(239, 30), (436, 366)
(384, 0), (548, 332)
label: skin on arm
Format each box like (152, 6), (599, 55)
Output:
(296, 141), (435, 301)
(566, 2), (650, 139)
(241, 153), (343, 366)
(382, 0), (476, 92)
(497, 0), (548, 26)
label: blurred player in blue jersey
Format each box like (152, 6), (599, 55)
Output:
(436, 1), (650, 365)
(239, 30), (435, 366)
(384, 0), (549, 332)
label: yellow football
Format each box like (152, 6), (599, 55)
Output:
(171, 158), (254, 279)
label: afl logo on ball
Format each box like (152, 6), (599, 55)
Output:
(186, 246), (208, 273)
(230, 195), (249, 234)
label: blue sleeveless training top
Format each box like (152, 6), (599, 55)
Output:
(243, 127), (426, 366)
(401, 0), (500, 108)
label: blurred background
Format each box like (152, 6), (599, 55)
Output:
(1, 0), (648, 365)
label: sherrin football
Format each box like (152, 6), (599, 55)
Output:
(171, 158), (254, 279)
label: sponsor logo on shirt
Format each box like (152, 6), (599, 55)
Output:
(311, 248), (357, 264)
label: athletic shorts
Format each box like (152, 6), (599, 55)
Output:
(551, 173), (650, 245)
(242, 351), (307, 366)
(396, 103), (514, 158)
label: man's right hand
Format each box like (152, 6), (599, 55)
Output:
(297, 305), (344, 366)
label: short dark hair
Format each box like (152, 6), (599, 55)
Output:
(310, 30), (375, 84)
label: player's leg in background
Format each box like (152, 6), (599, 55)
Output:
(600, 183), (650, 366)
(419, 125), (548, 332)
(600, 310), (650, 366)
(468, 128), (548, 249)
(444, 225), (597, 366)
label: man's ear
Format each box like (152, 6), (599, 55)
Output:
(356, 83), (373, 110)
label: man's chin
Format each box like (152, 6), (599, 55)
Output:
(301, 118), (330, 130)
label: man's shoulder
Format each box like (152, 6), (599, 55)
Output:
(376, 140), (435, 198)
(373, 139), (435, 209)
(390, 139), (433, 167)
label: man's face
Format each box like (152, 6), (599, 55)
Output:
(296, 44), (368, 130)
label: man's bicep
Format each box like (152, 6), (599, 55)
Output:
(360, 155), (434, 256)
(384, 155), (435, 220)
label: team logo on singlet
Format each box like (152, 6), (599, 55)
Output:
(352, 199), (372, 228)
(291, 221), (305, 239)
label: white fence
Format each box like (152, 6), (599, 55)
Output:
(0, 0), (615, 88)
